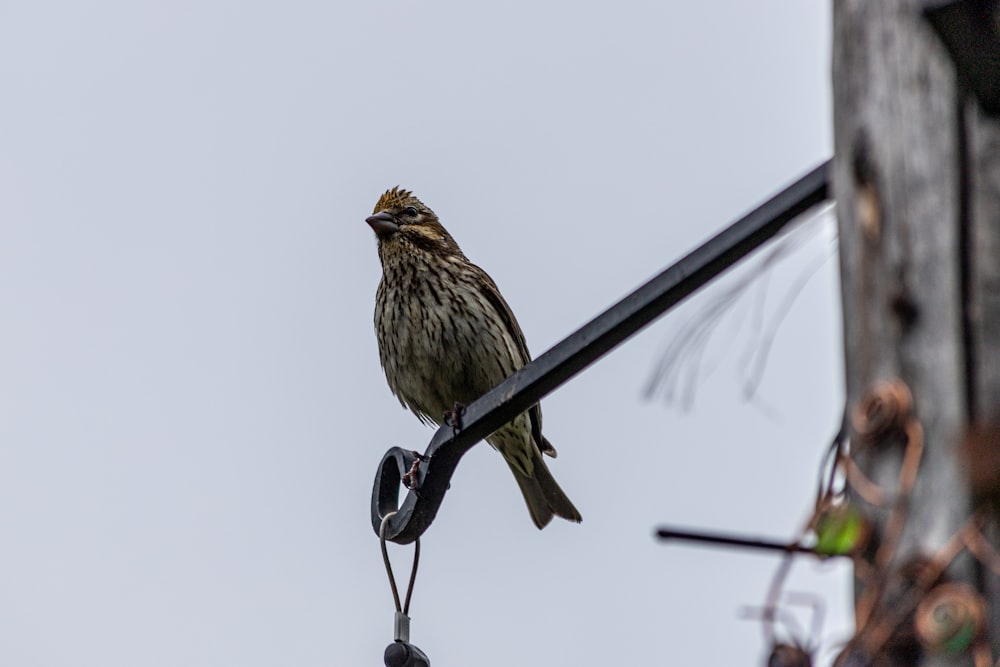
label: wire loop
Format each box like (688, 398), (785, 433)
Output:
(380, 512), (421, 615)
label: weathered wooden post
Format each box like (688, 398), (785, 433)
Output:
(833, 0), (1000, 664)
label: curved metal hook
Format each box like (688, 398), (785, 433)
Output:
(371, 417), (482, 544)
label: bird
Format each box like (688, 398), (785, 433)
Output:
(366, 186), (582, 529)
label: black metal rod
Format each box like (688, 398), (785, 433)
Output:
(655, 527), (823, 556)
(372, 160), (831, 543)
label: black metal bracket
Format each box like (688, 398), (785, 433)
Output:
(925, 0), (1000, 115)
(371, 160), (831, 544)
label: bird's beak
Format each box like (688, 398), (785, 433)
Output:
(366, 211), (399, 238)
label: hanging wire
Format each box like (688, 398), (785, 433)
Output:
(380, 512), (421, 615)
(644, 202), (837, 409)
(814, 409), (848, 509)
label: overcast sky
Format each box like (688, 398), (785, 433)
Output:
(0, 1), (851, 665)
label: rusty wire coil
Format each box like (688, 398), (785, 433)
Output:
(852, 379), (914, 445)
(914, 582), (986, 655)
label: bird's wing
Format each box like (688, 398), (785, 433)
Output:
(467, 263), (532, 365)
(468, 262), (554, 456)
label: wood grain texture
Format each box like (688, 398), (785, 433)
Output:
(832, 0), (991, 663)
(967, 98), (1000, 661)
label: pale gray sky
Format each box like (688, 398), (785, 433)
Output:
(0, 1), (850, 664)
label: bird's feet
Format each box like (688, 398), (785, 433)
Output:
(443, 402), (466, 436)
(401, 451), (426, 491)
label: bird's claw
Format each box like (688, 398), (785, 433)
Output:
(443, 402), (466, 435)
(401, 451), (426, 490)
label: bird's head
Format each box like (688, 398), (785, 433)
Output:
(366, 187), (462, 259)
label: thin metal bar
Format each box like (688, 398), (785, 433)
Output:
(655, 527), (825, 556)
(372, 160), (832, 543)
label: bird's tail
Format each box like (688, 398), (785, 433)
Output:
(510, 445), (582, 529)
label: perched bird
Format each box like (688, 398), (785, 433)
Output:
(367, 187), (582, 529)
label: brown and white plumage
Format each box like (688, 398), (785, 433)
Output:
(367, 187), (581, 529)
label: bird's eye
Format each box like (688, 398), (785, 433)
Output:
(404, 206), (419, 218)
